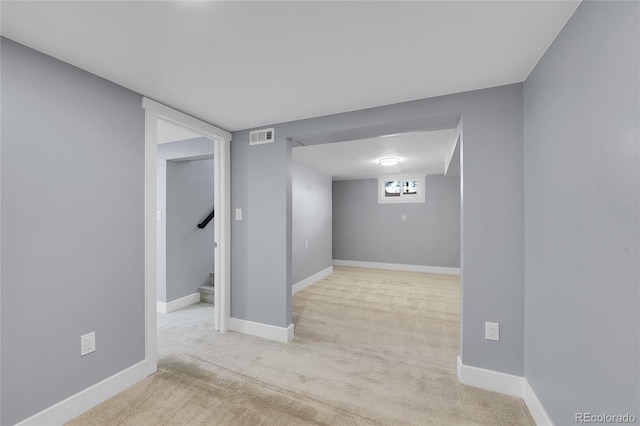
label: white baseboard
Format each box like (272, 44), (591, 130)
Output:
(333, 259), (460, 275)
(16, 359), (154, 426)
(456, 356), (523, 397)
(523, 379), (554, 426)
(292, 266), (333, 294)
(229, 317), (294, 343)
(287, 323), (295, 341)
(157, 292), (200, 314)
(456, 356), (554, 426)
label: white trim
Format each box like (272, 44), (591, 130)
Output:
(292, 266), (333, 294)
(142, 99), (159, 374)
(523, 379), (554, 426)
(142, 97), (231, 340)
(456, 357), (554, 426)
(332, 259), (460, 275)
(16, 360), (153, 426)
(214, 122), (231, 333)
(286, 323), (295, 341)
(156, 293), (200, 314)
(456, 356), (523, 397)
(229, 318), (294, 343)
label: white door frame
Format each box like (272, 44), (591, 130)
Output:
(142, 98), (231, 369)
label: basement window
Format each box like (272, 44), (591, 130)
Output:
(377, 176), (425, 204)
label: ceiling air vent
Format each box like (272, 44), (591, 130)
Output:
(249, 128), (275, 145)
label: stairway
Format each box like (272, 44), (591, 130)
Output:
(198, 272), (214, 304)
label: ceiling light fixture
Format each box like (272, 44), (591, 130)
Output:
(379, 157), (399, 166)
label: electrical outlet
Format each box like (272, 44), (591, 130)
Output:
(485, 322), (499, 341)
(305, 241), (309, 249)
(81, 332), (96, 356)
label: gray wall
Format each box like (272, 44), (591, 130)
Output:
(156, 138), (213, 303)
(230, 135), (290, 327)
(231, 83), (524, 375)
(523, 1), (639, 423)
(1, 38), (145, 424)
(166, 159), (214, 301)
(291, 161), (332, 285)
(333, 176), (460, 267)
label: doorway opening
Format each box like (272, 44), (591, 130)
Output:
(142, 98), (231, 372)
(156, 134), (214, 313)
(288, 121), (462, 350)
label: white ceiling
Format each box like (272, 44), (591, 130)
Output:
(0, 1), (580, 132)
(293, 129), (456, 181)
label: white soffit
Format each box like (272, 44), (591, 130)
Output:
(0, 1), (580, 131)
(292, 129), (456, 180)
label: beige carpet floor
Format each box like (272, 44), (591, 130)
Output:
(68, 266), (534, 425)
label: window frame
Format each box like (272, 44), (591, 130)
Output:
(377, 175), (426, 204)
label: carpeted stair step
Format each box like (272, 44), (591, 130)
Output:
(198, 272), (215, 304)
